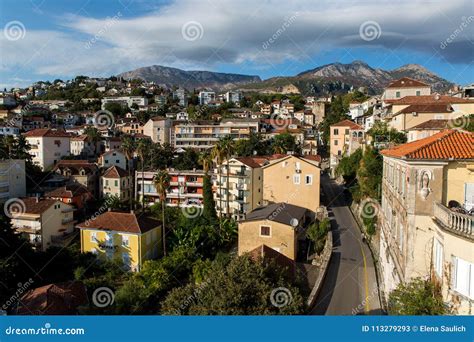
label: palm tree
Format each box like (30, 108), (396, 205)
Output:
(137, 138), (152, 210)
(153, 170), (170, 256)
(219, 135), (234, 218)
(211, 142), (225, 219)
(198, 151), (212, 175)
(84, 126), (102, 157)
(121, 135), (136, 210)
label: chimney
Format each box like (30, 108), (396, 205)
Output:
(35, 195), (39, 203)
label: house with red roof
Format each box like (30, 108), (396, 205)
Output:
(382, 77), (431, 102)
(329, 119), (365, 174)
(24, 129), (71, 170)
(379, 129), (474, 314)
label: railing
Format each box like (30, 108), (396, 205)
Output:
(433, 202), (473, 237)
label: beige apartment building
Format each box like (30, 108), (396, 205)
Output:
(101, 166), (132, 202)
(172, 119), (259, 151)
(142, 117), (172, 144)
(379, 130), (474, 314)
(0, 159), (26, 202)
(329, 119), (365, 173)
(10, 197), (76, 251)
(382, 77), (431, 101)
(262, 155), (321, 213)
(24, 129), (71, 170)
(238, 203), (312, 260)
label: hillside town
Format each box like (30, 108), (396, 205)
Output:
(0, 73), (473, 316)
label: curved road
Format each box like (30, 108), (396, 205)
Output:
(311, 173), (383, 315)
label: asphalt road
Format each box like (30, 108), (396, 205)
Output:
(311, 173), (382, 315)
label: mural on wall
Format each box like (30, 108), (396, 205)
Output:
(419, 170), (432, 200)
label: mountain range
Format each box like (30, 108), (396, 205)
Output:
(117, 61), (454, 95)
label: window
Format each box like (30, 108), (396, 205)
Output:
(345, 129), (349, 135)
(114, 180), (118, 187)
(396, 91), (401, 98)
(122, 234), (129, 247)
(122, 252), (131, 269)
(90, 232), (98, 243)
(334, 140), (338, 146)
(293, 174), (300, 185)
(452, 257), (474, 299)
(305, 175), (313, 185)
(333, 129), (339, 135)
(433, 239), (443, 277)
(105, 180), (109, 186)
(416, 90), (421, 96)
(260, 226), (271, 236)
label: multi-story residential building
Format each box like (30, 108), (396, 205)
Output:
(172, 119), (260, 151)
(53, 160), (100, 197)
(304, 101), (327, 125)
(98, 149), (129, 171)
(198, 91), (216, 106)
(213, 157), (271, 220)
(238, 203), (312, 261)
(24, 129), (71, 170)
(262, 155), (321, 213)
(379, 129), (474, 314)
(76, 211), (162, 272)
(225, 91), (242, 104)
(135, 169), (205, 207)
(142, 117), (172, 144)
(0, 159), (26, 202)
(10, 197), (76, 251)
(173, 88), (188, 107)
(382, 77), (431, 101)
(0, 95), (17, 107)
(406, 119), (450, 142)
(101, 166), (132, 201)
(0, 125), (20, 137)
(70, 135), (100, 158)
(101, 96), (148, 110)
(329, 119), (365, 173)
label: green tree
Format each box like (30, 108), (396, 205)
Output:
(335, 148), (363, 182)
(388, 278), (448, 315)
(154, 170), (170, 256)
(121, 135), (136, 210)
(83, 126), (102, 156)
(272, 132), (299, 154)
(368, 121), (407, 145)
(357, 147), (383, 200)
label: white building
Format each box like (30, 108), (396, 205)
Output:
(225, 91), (242, 104)
(198, 91), (216, 106)
(101, 96), (148, 110)
(0, 159), (26, 202)
(24, 129), (71, 170)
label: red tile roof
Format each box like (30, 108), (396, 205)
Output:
(23, 128), (71, 138)
(386, 77), (429, 88)
(395, 104), (453, 114)
(408, 119), (450, 130)
(76, 211), (161, 234)
(45, 183), (90, 198)
(103, 165), (128, 178)
(381, 129), (474, 160)
(330, 119), (363, 130)
(386, 94), (473, 105)
(19, 197), (58, 215)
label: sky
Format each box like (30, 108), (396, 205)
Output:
(0, 0), (473, 89)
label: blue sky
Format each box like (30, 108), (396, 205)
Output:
(1, 0), (473, 89)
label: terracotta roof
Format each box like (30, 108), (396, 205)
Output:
(395, 104), (453, 114)
(17, 281), (88, 315)
(247, 244), (295, 274)
(302, 155), (322, 163)
(408, 119), (450, 130)
(386, 94), (473, 105)
(71, 135), (89, 141)
(23, 128), (71, 138)
(103, 165), (128, 178)
(150, 116), (167, 121)
(45, 183), (90, 198)
(386, 77), (430, 88)
(54, 160), (98, 174)
(330, 119), (363, 130)
(381, 129), (474, 160)
(16, 197), (58, 215)
(76, 211), (161, 234)
(235, 157), (267, 168)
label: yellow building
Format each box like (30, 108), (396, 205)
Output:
(329, 119), (365, 174)
(238, 202), (312, 261)
(76, 211), (162, 272)
(379, 129), (474, 314)
(262, 155), (321, 213)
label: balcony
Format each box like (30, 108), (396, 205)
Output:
(433, 202), (473, 239)
(235, 183), (248, 191)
